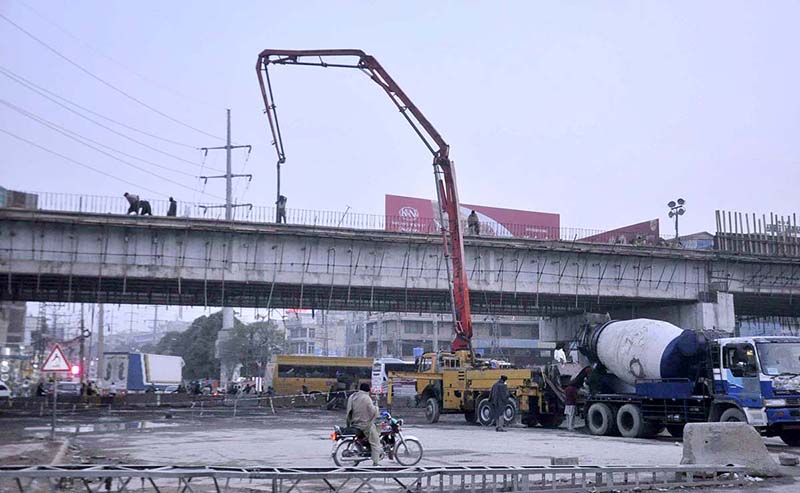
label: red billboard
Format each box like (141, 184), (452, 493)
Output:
(385, 194), (560, 239)
(580, 219), (660, 245)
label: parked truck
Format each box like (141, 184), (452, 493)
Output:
(102, 352), (184, 393)
(577, 318), (800, 445)
(387, 350), (563, 427)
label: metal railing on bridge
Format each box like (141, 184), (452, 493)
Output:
(25, 191), (613, 242)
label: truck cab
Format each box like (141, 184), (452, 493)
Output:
(711, 336), (800, 445)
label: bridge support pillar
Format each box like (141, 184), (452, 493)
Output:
(619, 292), (736, 334)
(540, 313), (610, 343)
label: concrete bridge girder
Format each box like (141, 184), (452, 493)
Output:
(1, 210), (798, 318)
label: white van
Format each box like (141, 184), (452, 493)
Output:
(371, 358), (417, 397)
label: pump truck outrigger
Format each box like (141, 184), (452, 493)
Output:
(256, 50), (563, 426)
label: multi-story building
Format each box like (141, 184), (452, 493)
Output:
(347, 313), (554, 366)
(284, 311), (363, 356)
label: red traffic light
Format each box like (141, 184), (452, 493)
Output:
(70, 365), (81, 376)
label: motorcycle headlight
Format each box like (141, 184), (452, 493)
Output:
(764, 398), (787, 407)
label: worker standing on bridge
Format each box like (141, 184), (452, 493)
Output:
(489, 375), (509, 432)
(468, 210), (480, 236)
(346, 382), (382, 466)
(167, 197), (177, 217)
(123, 192), (140, 215)
(276, 195), (287, 223)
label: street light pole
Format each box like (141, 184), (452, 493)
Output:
(668, 198), (686, 243)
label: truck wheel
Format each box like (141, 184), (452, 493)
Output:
(503, 399), (517, 424)
(719, 408), (746, 423)
(779, 430), (800, 447)
(464, 409), (477, 423)
(616, 403), (648, 438)
(666, 424), (685, 438)
(477, 398), (494, 427)
(425, 397), (440, 423)
(587, 403), (618, 436)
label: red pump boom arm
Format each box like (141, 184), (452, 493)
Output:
(256, 49), (473, 352)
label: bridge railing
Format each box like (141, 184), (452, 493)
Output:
(25, 191), (621, 241)
(12, 190), (696, 247)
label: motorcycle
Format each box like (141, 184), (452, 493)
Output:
(331, 412), (423, 466)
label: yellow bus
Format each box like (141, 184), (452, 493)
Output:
(273, 355), (373, 395)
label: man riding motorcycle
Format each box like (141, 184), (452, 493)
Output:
(345, 382), (382, 466)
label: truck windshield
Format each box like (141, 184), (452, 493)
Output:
(757, 343), (800, 376)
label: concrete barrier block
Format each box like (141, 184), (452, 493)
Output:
(680, 422), (782, 477)
(778, 453), (799, 466)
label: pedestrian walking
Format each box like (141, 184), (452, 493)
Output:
(167, 197), (177, 217)
(123, 192), (140, 214)
(109, 381), (118, 396)
(553, 343), (567, 365)
(276, 195), (287, 224)
(467, 210), (480, 236)
(489, 375), (510, 432)
(139, 200), (152, 215)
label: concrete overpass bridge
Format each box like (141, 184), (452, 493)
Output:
(1, 209), (798, 332)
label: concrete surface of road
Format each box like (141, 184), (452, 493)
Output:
(2, 408), (799, 491)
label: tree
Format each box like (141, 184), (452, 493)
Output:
(218, 320), (285, 379)
(152, 311), (226, 380)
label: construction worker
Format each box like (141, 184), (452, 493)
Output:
(346, 382), (382, 465)
(139, 200), (152, 215)
(276, 195), (287, 224)
(564, 367), (592, 431)
(123, 192), (140, 214)
(467, 210), (480, 235)
(167, 197), (177, 217)
(489, 375), (509, 432)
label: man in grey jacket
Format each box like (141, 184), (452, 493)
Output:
(489, 375), (510, 432)
(346, 383), (382, 465)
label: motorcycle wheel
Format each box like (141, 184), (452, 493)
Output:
(393, 438), (423, 466)
(332, 439), (366, 467)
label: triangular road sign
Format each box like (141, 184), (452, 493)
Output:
(42, 344), (71, 372)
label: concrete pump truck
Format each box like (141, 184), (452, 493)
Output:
(255, 49), (563, 427)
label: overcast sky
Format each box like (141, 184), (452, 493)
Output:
(2, 1), (798, 237)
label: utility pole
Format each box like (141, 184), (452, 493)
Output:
(79, 305), (87, 386)
(152, 306), (159, 345)
(97, 303), (104, 383)
(200, 109), (253, 385)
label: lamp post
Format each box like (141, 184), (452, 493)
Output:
(668, 198), (686, 242)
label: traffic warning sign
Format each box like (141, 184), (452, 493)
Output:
(42, 344), (71, 372)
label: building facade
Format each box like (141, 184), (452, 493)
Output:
(346, 313), (554, 366)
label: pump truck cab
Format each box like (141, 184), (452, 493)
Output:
(578, 318), (800, 445)
(387, 349), (563, 427)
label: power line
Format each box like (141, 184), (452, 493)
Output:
(18, 0), (220, 109)
(0, 98), (199, 179)
(0, 12), (226, 142)
(0, 67), (225, 172)
(0, 100), (224, 199)
(0, 64), (196, 149)
(0, 127), (170, 198)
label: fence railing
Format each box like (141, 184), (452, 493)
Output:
(23, 191), (620, 241)
(7, 190), (691, 247)
(0, 464), (750, 492)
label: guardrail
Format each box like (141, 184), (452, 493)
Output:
(0, 464), (750, 492)
(22, 191), (628, 242)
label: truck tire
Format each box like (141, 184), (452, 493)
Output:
(779, 430), (800, 447)
(587, 403), (618, 436)
(616, 403), (650, 438)
(503, 398), (517, 424)
(477, 398), (494, 427)
(719, 408), (746, 423)
(425, 397), (440, 423)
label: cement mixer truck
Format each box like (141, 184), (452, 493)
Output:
(577, 319), (800, 446)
